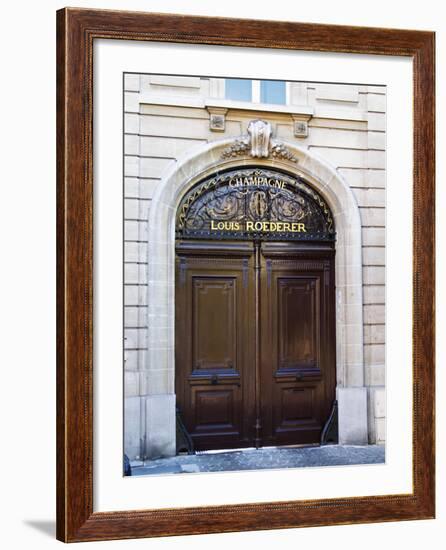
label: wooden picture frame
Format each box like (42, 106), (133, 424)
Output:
(56, 7), (435, 542)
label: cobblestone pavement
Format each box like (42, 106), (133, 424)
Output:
(130, 445), (385, 476)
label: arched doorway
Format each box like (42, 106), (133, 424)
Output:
(175, 167), (336, 450)
(143, 134), (367, 459)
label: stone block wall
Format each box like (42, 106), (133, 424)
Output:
(123, 74), (386, 459)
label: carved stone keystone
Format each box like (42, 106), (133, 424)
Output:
(220, 119), (298, 163)
(247, 119), (272, 157)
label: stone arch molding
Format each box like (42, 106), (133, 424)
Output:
(144, 136), (367, 457)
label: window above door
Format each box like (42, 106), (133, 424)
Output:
(225, 79), (287, 105)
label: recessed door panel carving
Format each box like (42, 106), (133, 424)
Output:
(277, 278), (320, 372)
(192, 278), (236, 372)
(193, 388), (239, 432)
(273, 385), (321, 443)
(279, 386), (314, 423)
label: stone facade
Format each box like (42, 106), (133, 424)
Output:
(123, 74), (386, 460)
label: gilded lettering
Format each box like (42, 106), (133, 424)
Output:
(227, 174), (288, 188)
(211, 216), (306, 234)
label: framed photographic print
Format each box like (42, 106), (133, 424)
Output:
(56, 8), (435, 542)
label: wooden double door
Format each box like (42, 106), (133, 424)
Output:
(175, 240), (336, 451)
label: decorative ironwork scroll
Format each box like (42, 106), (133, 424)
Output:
(176, 168), (335, 241)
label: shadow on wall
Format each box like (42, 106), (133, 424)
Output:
(22, 520), (56, 538)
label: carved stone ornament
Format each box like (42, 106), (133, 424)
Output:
(221, 119), (298, 162)
(209, 113), (225, 131)
(247, 119), (272, 157)
(220, 137), (250, 159)
(270, 142), (298, 162)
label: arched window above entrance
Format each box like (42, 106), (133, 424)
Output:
(176, 167), (335, 242)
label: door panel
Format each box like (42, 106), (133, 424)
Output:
(277, 277), (320, 372)
(175, 242), (255, 450)
(275, 385), (319, 432)
(191, 386), (241, 439)
(260, 245), (336, 446)
(192, 277), (236, 372)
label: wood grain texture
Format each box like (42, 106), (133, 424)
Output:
(175, 242), (336, 451)
(56, 7), (435, 542)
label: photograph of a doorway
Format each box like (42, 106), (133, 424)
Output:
(123, 74), (386, 476)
